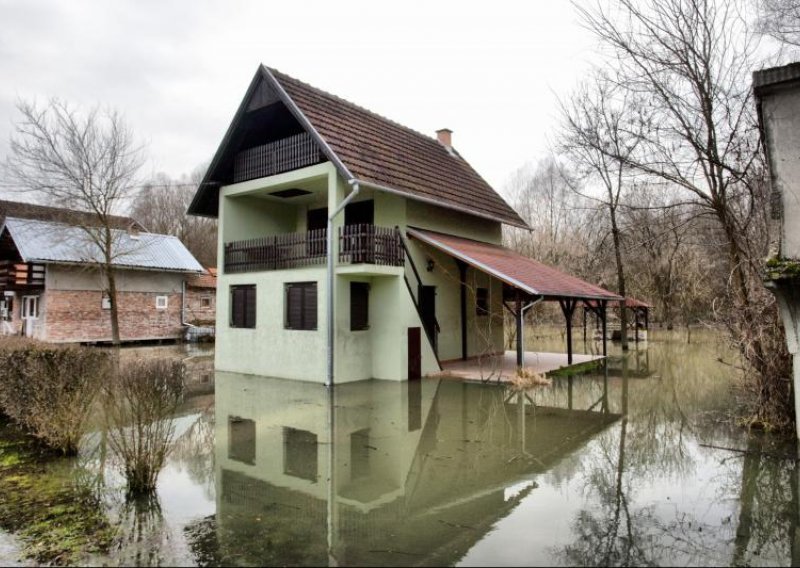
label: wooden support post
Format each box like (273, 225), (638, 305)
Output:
(583, 306), (587, 342)
(644, 308), (649, 331)
(634, 308), (639, 344)
(600, 300), (608, 357)
(457, 261), (467, 360)
(515, 289), (523, 368)
(560, 298), (576, 365)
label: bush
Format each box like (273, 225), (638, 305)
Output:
(0, 339), (109, 455)
(103, 358), (185, 495)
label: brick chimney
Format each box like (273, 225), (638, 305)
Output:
(436, 128), (453, 148)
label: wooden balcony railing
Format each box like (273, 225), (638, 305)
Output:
(0, 261), (45, 289)
(339, 224), (404, 266)
(223, 225), (404, 274)
(224, 229), (327, 273)
(233, 132), (323, 184)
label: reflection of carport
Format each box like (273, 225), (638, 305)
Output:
(407, 228), (623, 367)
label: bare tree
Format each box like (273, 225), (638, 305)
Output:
(559, 74), (641, 350)
(574, 0), (793, 429)
(5, 99), (145, 345)
(757, 0), (800, 47)
(131, 169), (217, 267)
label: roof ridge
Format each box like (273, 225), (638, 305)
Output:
(266, 66), (452, 153)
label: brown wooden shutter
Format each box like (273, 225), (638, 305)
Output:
(303, 283), (317, 330)
(231, 285), (256, 328)
(244, 286), (256, 328)
(350, 282), (369, 331)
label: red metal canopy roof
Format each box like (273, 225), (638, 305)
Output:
(408, 228), (623, 302)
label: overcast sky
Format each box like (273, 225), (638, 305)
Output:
(0, 0), (598, 197)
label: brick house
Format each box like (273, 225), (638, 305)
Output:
(0, 200), (206, 343)
(186, 267), (217, 326)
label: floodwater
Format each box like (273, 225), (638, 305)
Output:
(3, 329), (800, 567)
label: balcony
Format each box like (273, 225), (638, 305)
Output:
(223, 225), (404, 274)
(233, 132), (323, 184)
(0, 261), (45, 290)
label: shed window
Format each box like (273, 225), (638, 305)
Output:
(201, 297), (212, 308)
(230, 285), (256, 329)
(350, 282), (369, 331)
(156, 296), (168, 310)
(285, 282), (317, 330)
(476, 288), (489, 315)
(101, 294), (111, 310)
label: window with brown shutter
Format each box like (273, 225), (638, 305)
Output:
(285, 282), (317, 330)
(476, 287), (489, 316)
(230, 285), (256, 328)
(350, 282), (369, 331)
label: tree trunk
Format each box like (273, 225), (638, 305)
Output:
(107, 267), (121, 345)
(610, 204), (628, 351)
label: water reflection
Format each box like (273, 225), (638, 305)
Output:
(41, 331), (800, 567)
(197, 372), (621, 566)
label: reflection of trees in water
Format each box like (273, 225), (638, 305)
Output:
(112, 493), (173, 567)
(171, 407), (215, 500)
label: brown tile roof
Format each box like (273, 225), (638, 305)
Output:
(187, 268), (217, 289)
(268, 68), (527, 228)
(408, 228), (622, 301)
(0, 199), (143, 231)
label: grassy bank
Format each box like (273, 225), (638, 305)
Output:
(0, 418), (115, 565)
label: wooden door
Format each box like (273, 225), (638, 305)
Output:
(408, 327), (421, 381)
(419, 285), (437, 354)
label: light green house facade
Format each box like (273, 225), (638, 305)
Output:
(215, 162), (506, 383)
(190, 65), (536, 384)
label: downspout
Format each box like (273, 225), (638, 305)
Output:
(326, 180), (360, 388)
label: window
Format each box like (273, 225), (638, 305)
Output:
(228, 416), (256, 465)
(350, 282), (369, 331)
(156, 296), (168, 310)
(230, 285), (256, 328)
(476, 288), (489, 316)
(285, 282), (317, 330)
(101, 294), (111, 310)
(201, 296), (212, 309)
(283, 427), (318, 482)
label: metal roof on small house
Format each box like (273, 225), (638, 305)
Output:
(408, 227), (622, 301)
(190, 65), (528, 229)
(1, 217), (203, 273)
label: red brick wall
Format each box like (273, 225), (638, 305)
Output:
(44, 290), (183, 342)
(185, 287), (216, 325)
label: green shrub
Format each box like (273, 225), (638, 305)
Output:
(0, 340), (109, 455)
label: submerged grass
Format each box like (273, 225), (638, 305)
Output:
(0, 418), (116, 565)
(547, 359), (603, 377)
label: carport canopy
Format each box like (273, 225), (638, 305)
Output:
(407, 228), (623, 367)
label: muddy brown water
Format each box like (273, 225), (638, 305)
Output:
(1, 329), (798, 566)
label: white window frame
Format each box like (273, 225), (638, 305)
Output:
(101, 294), (111, 310)
(156, 296), (168, 310)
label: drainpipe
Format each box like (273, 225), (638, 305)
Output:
(326, 180), (360, 388)
(181, 280), (187, 326)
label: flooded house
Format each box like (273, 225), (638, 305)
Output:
(190, 65), (621, 384)
(754, 63), (800, 437)
(0, 199), (207, 343)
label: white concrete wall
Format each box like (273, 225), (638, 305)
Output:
(46, 265), (184, 293)
(761, 86), (800, 259)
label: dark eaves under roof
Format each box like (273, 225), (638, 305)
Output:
(189, 65), (529, 229)
(0, 199), (144, 231)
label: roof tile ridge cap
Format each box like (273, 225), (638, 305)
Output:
(266, 66), (454, 153)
